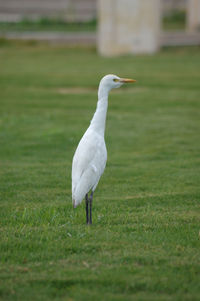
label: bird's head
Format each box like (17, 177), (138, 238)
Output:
(99, 74), (136, 92)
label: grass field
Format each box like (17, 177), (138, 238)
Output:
(0, 41), (200, 301)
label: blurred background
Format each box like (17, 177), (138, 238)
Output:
(0, 0), (199, 52)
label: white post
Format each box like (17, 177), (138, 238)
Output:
(97, 0), (161, 56)
(187, 0), (200, 32)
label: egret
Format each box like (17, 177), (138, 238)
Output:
(72, 74), (136, 224)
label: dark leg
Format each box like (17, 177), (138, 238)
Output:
(85, 194), (89, 224)
(89, 191), (93, 225)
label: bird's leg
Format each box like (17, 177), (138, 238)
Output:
(85, 194), (89, 224)
(89, 191), (93, 225)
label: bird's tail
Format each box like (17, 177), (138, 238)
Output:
(72, 199), (77, 208)
(72, 182), (89, 208)
(72, 169), (95, 208)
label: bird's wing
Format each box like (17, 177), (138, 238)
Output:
(72, 129), (107, 203)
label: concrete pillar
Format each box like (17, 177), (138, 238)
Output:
(97, 0), (161, 56)
(187, 0), (200, 32)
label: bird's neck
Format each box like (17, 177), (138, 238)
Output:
(89, 85), (109, 136)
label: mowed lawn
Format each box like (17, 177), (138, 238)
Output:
(0, 41), (200, 301)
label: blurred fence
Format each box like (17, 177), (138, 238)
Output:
(0, 0), (199, 50)
(0, 0), (96, 22)
(0, 0), (187, 22)
(162, 0), (187, 14)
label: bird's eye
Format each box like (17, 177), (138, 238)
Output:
(113, 78), (119, 82)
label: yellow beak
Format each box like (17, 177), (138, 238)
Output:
(119, 78), (136, 83)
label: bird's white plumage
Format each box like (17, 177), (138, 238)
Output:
(72, 127), (107, 207)
(71, 74), (132, 208)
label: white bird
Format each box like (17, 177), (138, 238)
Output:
(72, 74), (136, 224)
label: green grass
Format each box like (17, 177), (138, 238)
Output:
(0, 18), (96, 33)
(0, 41), (200, 301)
(163, 10), (186, 31)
